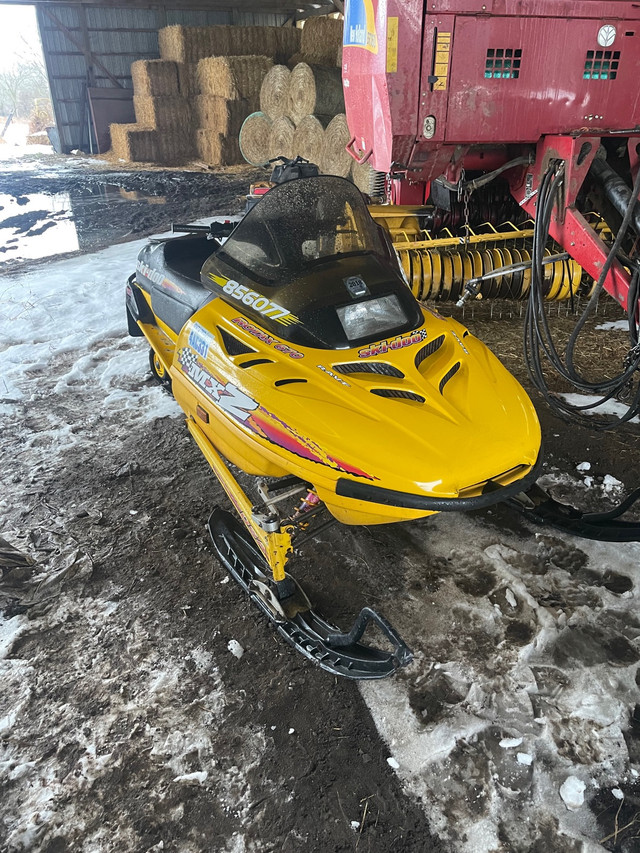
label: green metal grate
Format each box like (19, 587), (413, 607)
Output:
(584, 49), (620, 79)
(484, 48), (522, 79)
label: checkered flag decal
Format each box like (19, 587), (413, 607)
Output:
(178, 347), (197, 371)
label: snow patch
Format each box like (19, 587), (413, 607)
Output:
(560, 776), (586, 811)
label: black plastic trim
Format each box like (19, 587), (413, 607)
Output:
(335, 451), (544, 512)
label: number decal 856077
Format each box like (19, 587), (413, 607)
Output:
(208, 274), (300, 326)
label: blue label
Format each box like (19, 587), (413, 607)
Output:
(343, 0), (378, 52)
(188, 323), (214, 359)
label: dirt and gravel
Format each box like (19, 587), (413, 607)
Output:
(2, 154), (640, 852)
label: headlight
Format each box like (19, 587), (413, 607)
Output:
(337, 295), (408, 341)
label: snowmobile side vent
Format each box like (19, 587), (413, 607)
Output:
(414, 334), (445, 368)
(439, 361), (460, 394)
(370, 389), (425, 402)
(274, 378), (307, 387)
(218, 327), (256, 357)
(332, 362), (404, 378)
(239, 358), (274, 369)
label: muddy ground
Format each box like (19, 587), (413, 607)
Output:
(0, 152), (263, 268)
(2, 156), (640, 852)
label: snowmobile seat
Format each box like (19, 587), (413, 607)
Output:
(136, 236), (217, 334)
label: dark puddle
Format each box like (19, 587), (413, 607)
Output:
(0, 162), (260, 268)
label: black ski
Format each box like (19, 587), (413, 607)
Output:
(207, 508), (413, 680)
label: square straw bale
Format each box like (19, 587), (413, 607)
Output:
(196, 128), (242, 165)
(159, 25), (235, 63)
(155, 128), (197, 164)
(196, 95), (250, 135)
(274, 27), (302, 62)
(109, 123), (157, 162)
(197, 55), (273, 102)
(133, 96), (193, 130)
(301, 16), (344, 66)
(176, 63), (198, 97)
(131, 60), (179, 96)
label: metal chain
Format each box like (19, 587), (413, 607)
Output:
(457, 167), (471, 248)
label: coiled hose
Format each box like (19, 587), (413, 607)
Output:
(524, 160), (640, 429)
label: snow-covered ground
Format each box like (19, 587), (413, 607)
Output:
(2, 232), (640, 851)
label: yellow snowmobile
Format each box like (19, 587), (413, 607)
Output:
(126, 167), (640, 679)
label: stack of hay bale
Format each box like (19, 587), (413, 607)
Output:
(239, 17), (345, 169)
(196, 55), (273, 165)
(110, 24), (300, 166)
(238, 17), (373, 193)
(111, 58), (195, 163)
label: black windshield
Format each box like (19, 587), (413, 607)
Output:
(215, 177), (384, 284)
(201, 176), (423, 349)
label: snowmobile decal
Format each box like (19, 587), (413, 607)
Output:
(136, 261), (184, 295)
(317, 364), (350, 387)
(231, 317), (304, 358)
(207, 274), (301, 326)
(249, 408), (375, 480)
(188, 323), (214, 359)
(358, 329), (427, 358)
(178, 347), (374, 480)
(178, 349), (258, 422)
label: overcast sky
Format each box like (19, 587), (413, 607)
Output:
(0, 5), (43, 70)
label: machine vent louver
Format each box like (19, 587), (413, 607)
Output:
(415, 334), (445, 368)
(333, 362), (404, 378)
(218, 327), (256, 356)
(584, 50), (620, 80)
(370, 389), (425, 402)
(439, 361), (460, 394)
(484, 48), (521, 79)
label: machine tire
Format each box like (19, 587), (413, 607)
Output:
(149, 348), (172, 393)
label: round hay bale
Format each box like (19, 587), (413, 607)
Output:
(287, 63), (344, 126)
(260, 65), (291, 121)
(239, 111), (272, 166)
(292, 114), (328, 165)
(320, 114), (352, 177)
(351, 161), (375, 196)
(268, 115), (295, 161)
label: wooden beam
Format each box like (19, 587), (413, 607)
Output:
(41, 7), (124, 88)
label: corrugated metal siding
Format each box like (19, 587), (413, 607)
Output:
(37, 4), (291, 153)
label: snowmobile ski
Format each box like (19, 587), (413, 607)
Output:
(509, 484), (640, 542)
(207, 508), (413, 680)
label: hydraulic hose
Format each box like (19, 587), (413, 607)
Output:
(589, 155), (640, 236)
(524, 159), (640, 429)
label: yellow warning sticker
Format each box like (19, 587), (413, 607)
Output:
(386, 17), (399, 73)
(433, 31), (451, 91)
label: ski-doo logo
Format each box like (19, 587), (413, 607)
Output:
(188, 323), (214, 359)
(208, 274), (300, 326)
(358, 329), (427, 359)
(178, 348), (258, 422)
(136, 261), (183, 294)
(231, 317), (304, 358)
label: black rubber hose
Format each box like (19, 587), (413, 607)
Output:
(523, 159), (640, 429)
(589, 156), (640, 236)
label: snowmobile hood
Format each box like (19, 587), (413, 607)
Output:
(176, 295), (542, 511)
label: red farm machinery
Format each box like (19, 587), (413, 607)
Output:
(342, 0), (640, 425)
